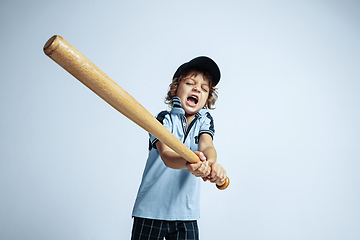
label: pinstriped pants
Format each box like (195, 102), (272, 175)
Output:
(131, 217), (199, 240)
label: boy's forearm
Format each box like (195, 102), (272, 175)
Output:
(156, 141), (188, 169)
(201, 146), (217, 164)
(198, 133), (217, 163)
(159, 150), (188, 169)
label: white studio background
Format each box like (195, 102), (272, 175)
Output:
(1, 0), (359, 239)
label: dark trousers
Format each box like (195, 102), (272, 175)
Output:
(131, 217), (199, 240)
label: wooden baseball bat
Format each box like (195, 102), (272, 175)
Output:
(43, 35), (229, 190)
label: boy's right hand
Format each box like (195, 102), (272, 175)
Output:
(186, 151), (211, 178)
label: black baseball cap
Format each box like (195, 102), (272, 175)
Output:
(173, 56), (221, 86)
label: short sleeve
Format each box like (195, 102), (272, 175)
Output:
(149, 111), (171, 150)
(199, 112), (215, 139)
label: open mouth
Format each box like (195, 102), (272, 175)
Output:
(187, 96), (198, 106)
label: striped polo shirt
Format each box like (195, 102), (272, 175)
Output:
(132, 97), (215, 220)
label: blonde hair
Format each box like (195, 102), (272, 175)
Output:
(165, 69), (218, 110)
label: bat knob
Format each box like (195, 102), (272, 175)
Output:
(216, 177), (230, 190)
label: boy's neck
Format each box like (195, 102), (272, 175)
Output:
(185, 114), (196, 126)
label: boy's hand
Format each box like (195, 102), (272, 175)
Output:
(186, 151), (211, 178)
(204, 162), (227, 185)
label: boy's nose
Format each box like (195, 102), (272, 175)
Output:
(193, 85), (200, 92)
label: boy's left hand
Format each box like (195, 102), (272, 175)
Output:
(203, 162), (227, 185)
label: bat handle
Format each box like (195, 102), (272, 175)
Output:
(216, 177), (230, 190)
(196, 160), (230, 190)
(206, 164), (230, 190)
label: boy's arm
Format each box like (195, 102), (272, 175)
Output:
(156, 141), (211, 177)
(199, 133), (227, 185)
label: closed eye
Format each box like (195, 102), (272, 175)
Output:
(202, 86), (209, 92)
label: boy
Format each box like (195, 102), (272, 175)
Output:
(131, 56), (227, 240)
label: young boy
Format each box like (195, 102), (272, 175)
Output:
(131, 56), (227, 240)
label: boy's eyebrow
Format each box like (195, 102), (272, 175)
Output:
(201, 80), (210, 87)
(183, 77), (196, 83)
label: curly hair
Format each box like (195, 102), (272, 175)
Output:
(165, 69), (218, 110)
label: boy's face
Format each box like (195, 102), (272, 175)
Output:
(176, 71), (210, 117)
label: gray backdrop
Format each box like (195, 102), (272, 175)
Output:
(1, 0), (359, 239)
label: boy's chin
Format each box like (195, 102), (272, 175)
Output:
(184, 108), (198, 117)
(183, 104), (205, 116)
